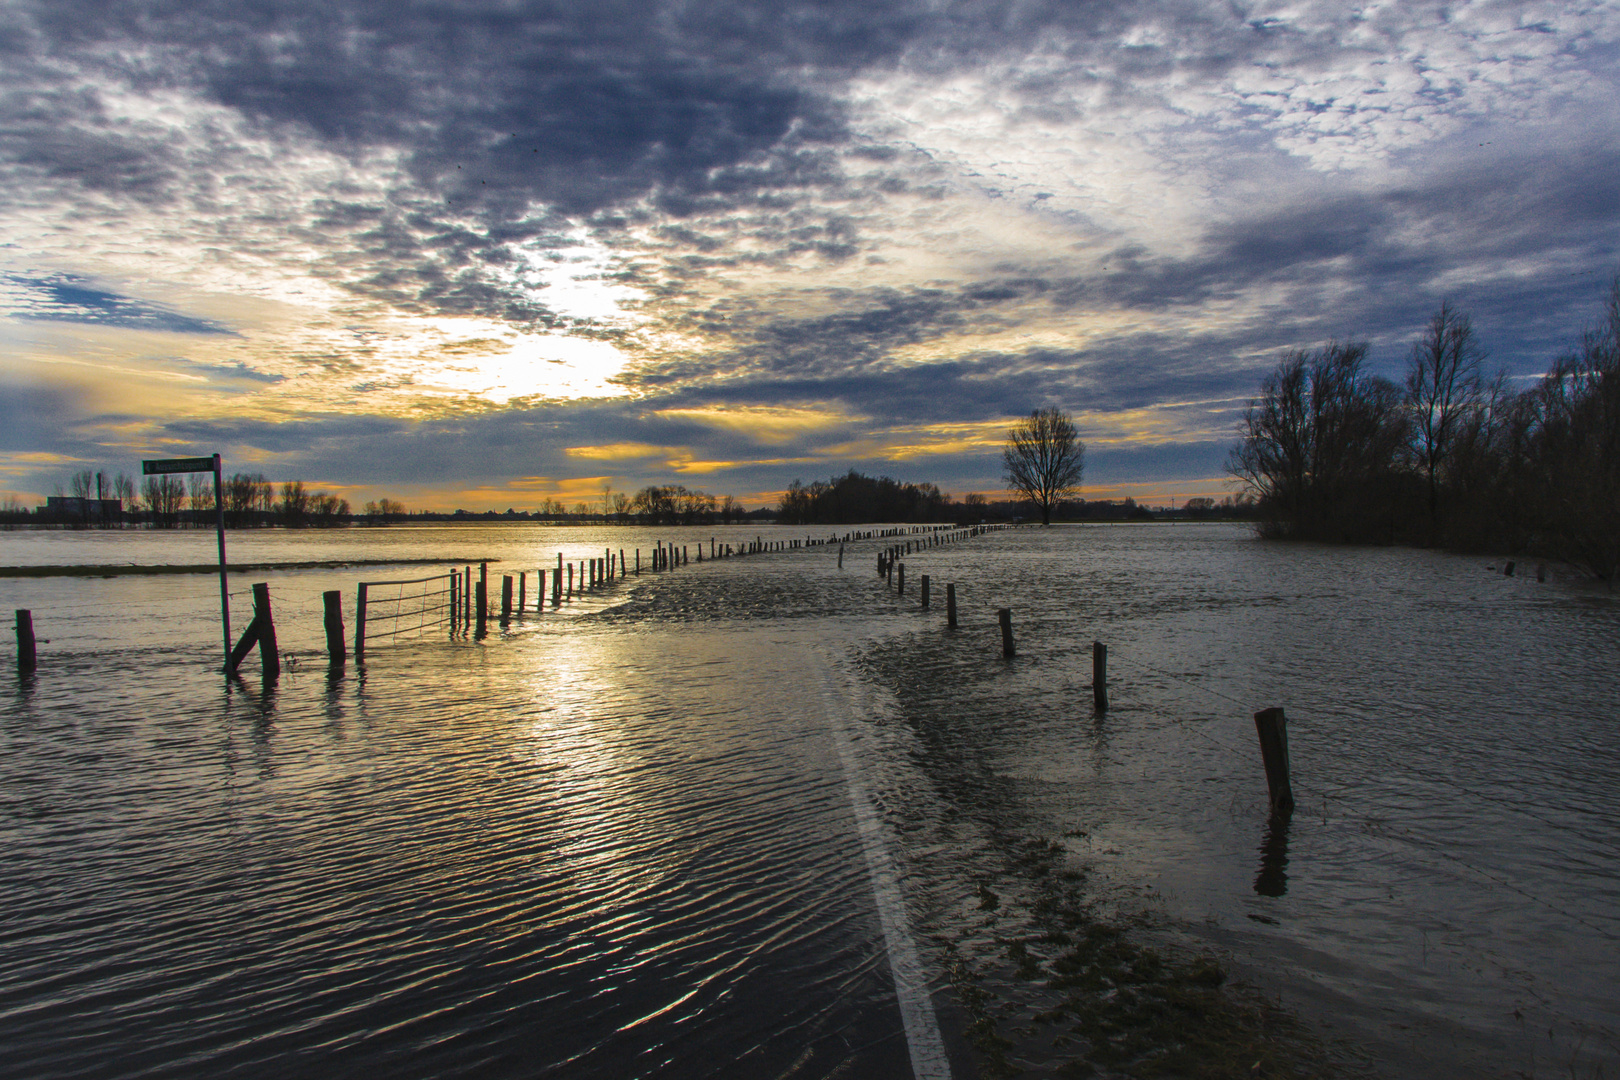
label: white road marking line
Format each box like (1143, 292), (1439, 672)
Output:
(815, 659), (952, 1080)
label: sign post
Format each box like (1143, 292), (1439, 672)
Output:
(144, 454), (231, 671)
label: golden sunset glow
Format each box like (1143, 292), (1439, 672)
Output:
(2, 0), (1612, 512)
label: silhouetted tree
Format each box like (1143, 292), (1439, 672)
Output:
(1407, 301), (1484, 542)
(1229, 342), (1407, 541)
(1003, 407), (1085, 525)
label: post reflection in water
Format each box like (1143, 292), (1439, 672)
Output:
(1254, 813), (1291, 897)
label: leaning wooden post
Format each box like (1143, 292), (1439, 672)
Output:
(252, 582), (280, 681)
(355, 583), (368, 659)
(1092, 642), (1108, 711)
(998, 608), (1014, 657)
(1253, 708), (1295, 816)
(920, 575), (930, 608)
(15, 609), (36, 674)
(323, 590), (346, 665)
(946, 584), (958, 628)
(501, 575), (514, 623)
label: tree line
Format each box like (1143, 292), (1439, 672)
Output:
(777, 470), (963, 524)
(18, 470), (399, 528)
(1229, 277), (1620, 580)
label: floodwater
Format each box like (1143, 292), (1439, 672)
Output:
(1, 523), (1617, 1078)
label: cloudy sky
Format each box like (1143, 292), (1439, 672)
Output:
(3, 0), (1617, 511)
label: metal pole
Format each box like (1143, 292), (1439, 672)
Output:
(213, 453), (231, 672)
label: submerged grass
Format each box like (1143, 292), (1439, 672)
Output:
(942, 836), (1346, 1080)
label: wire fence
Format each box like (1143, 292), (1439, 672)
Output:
(356, 571), (456, 651)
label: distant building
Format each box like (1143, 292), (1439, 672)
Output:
(40, 497), (123, 521)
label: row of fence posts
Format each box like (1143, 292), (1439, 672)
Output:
(867, 524), (1294, 820)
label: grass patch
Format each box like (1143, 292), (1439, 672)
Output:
(948, 838), (1345, 1079)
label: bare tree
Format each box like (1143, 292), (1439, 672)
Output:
(187, 473), (215, 522)
(1002, 407), (1085, 525)
(1407, 301), (1484, 540)
(142, 474), (185, 527)
(279, 480), (309, 526)
(1230, 342), (1407, 541)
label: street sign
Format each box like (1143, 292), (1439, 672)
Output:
(143, 457), (217, 475)
(142, 452), (233, 670)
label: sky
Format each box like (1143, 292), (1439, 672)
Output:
(2, 0), (1618, 512)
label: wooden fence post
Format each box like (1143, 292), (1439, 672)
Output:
(920, 575), (930, 608)
(1253, 708), (1295, 816)
(355, 583), (368, 660)
(999, 608), (1014, 657)
(898, 562), (905, 595)
(253, 582), (279, 681)
(475, 578), (487, 638)
(501, 575), (513, 623)
(946, 584), (957, 628)
(518, 572), (526, 614)
(15, 609), (36, 674)
(1092, 642), (1107, 711)
(323, 590), (346, 665)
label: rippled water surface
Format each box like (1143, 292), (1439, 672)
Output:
(3, 523), (1617, 1078)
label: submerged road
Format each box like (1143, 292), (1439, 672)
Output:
(0, 617), (959, 1078)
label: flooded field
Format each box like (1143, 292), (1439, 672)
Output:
(2, 523), (1616, 1078)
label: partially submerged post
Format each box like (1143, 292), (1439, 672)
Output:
(946, 584), (957, 629)
(15, 609), (36, 674)
(355, 583), (369, 659)
(920, 575), (930, 608)
(501, 575), (514, 624)
(253, 583), (279, 681)
(898, 562), (905, 595)
(228, 582), (280, 681)
(1092, 642), (1107, 711)
(999, 608), (1014, 657)
(1253, 708), (1295, 816)
(323, 590), (345, 665)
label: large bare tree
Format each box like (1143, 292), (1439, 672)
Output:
(1407, 301), (1484, 540)
(1003, 407), (1086, 525)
